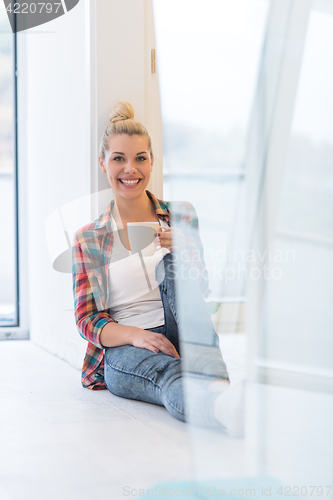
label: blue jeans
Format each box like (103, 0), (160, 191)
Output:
(104, 253), (229, 425)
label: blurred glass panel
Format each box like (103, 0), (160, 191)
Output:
(255, 4), (333, 489)
(153, 0), (333, 491)
(153, 0), (269, 484)
(266, 7), (333, 375)
(0, 4), (17, 326)
(154, 0), (269, 303)
(277, 9), (333, 240)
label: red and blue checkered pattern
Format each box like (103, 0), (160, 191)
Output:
(72, 190), (209, 390)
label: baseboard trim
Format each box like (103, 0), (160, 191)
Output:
(256, 366), (333, 394)
(0, 329), (29, 340)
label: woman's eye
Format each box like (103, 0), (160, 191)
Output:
(113, 156), (123, 161)
(137, 156), (147, 161)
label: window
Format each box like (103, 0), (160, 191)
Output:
(0, 5), (18, 327)
(153, 0), (269, 303)
(265, 3), (333, 374)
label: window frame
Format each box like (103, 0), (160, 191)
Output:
(0, 13), (29, 340)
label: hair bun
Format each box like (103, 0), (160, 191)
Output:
(109, 102), (135, 123)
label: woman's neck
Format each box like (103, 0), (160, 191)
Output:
(113, 191), (156, 223)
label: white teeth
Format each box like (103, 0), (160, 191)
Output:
(120, 179), (140, 185)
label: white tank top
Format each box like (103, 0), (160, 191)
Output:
(108, 215), (170, 329)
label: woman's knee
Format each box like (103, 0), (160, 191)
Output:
(104, 349), (161, 404)
(104, 363), (125, 396)
(104, 346), (183, 409)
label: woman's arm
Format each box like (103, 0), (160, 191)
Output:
(100, 322), (179, 357)
(72, 230), (117, 349)
(72, 230), (179, 357)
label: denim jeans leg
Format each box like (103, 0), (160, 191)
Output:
(104, 253), (229, 427)
(155, 252), (229, 381)
(104, 342), (185, 422)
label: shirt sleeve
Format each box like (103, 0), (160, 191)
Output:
(72, 230), (117, 349)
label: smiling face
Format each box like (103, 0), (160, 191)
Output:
(99, 134), (154, 203)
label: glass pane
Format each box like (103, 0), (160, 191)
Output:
(277, 9), (333, 241)
(255, 3), (333, 488)
(153, 0), (269, 483)
(154, 0), (269, 302)
(0, 5), (17, 326)
(153, 0), (333, 492)
(268, 7), (333, 374)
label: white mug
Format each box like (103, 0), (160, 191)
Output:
(127, 222), (160, 256)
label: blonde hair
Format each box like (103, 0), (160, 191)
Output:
(99, 101), (153, 160)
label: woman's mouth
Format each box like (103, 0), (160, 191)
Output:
(118, 178), (141, 187)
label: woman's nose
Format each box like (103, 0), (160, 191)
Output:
(123, 161), (137, 173)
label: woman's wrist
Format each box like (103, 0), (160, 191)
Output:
(125, 326), (142, 346)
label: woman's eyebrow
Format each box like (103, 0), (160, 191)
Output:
(111, 151), (148, 155)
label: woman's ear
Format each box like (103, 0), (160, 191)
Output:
(150, 155), (154, 172)
(99, 156), (106, 173)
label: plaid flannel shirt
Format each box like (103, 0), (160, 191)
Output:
(72, 190), (209, 390)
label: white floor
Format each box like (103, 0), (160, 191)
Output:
(0, 340), (194, 499)
(1, 338), (333, 500)
(0, 338), (248, 500)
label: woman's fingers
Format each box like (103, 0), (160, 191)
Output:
(143, 342), (160, 354)
(134, 330), (180, 358)
(154, 347), (179, 358)
(157, 230), (173, 251)
(156, 227), (186, 252)
(158, 345), (179, 358)
(150, 341), (175, 356)
(148, 332), (180, 358)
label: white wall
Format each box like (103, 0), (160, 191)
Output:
(92, 0), (163, 214)
(18, 0), (162, 369)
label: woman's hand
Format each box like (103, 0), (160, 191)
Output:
(131, 328), (180, 358)
(155, 227), (186, 253)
